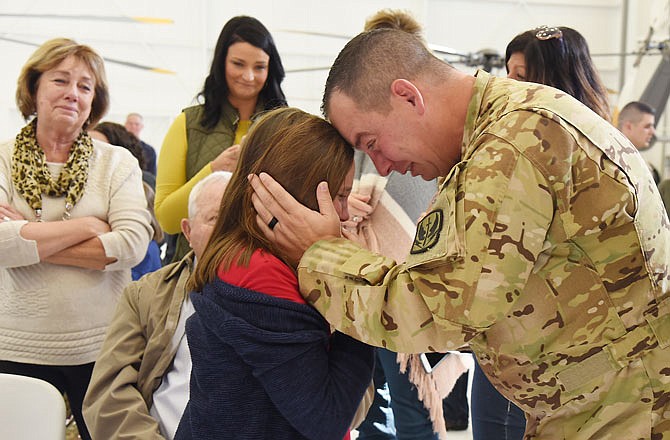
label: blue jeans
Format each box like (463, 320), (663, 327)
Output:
(471, 360), (526, 440)
(357, 348), (439, 440)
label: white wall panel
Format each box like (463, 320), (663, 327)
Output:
(423, 1), (623, 88)
(0, 0), (665, 176)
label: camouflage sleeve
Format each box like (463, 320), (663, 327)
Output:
(298, 138), (554, 353)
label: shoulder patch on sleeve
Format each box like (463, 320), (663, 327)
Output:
(410, 209), (443, 254)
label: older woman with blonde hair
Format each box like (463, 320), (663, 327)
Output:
(0, 38), (151, 439)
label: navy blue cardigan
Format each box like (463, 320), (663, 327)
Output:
(174, 279), (374, 440)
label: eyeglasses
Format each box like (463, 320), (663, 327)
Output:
(534, 25), (563, 41)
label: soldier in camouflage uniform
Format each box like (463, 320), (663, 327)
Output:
(249, 29), (670, 439)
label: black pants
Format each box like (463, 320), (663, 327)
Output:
(442, 367), (470, 429)
(0, 360), (94, 440)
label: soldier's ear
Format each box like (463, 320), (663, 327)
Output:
(391, 79), (425, 116)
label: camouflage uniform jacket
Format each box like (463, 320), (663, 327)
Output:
(298, 71), (670, 439)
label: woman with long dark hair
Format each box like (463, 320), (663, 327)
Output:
(505, 25), (611, 121)
(155, 16), (287, 262)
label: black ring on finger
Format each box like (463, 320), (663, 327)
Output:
(268, 216), (279, 230)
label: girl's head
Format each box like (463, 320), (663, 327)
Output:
(505, 26), (611, 121)
(190, 107), (354, 291)
(199, 16), (287, 129)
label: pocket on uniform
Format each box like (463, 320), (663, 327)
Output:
(406, 163), (466, 270)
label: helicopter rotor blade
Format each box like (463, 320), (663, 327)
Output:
(0, 13), (173, 24)
(277, 29), (505, 72)
(285, 66), (332, 73)
(275, 29), (351, 40)
(428, 43), (471, 58)
(0, 35), (175, 74)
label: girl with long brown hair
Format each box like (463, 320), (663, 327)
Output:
(175, 107), (373, 440)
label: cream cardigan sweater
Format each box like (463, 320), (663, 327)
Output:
(0, 138), (152, 365)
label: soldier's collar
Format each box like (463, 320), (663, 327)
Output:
(462, 70), (491, 154)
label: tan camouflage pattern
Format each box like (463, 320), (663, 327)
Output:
(299, 71), (670, 439)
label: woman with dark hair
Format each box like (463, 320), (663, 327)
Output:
(174, 107), (374, 440)
(90, 121), (146, 170)
(89, 121), (156, 188)
(505, 25), (611, 121)
(156, 15), (287, 262)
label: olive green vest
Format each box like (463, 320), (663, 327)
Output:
(183, 103), (238, 181)
(170, 101), (263, 262)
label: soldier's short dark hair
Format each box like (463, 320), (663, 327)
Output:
(321, 29), (444, 118)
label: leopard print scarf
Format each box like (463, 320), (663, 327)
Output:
(12, 119), (93, 221)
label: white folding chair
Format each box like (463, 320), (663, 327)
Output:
(0, 373), (66, 440)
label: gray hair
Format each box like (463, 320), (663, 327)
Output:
(187, 171), (232, 219)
